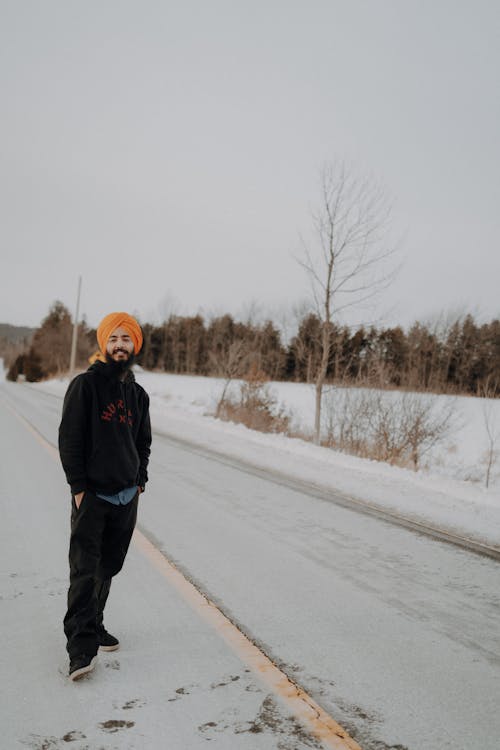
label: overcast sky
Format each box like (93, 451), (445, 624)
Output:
(1, 0), (499, 332)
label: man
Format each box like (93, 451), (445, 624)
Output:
(59, 312), (151, 681)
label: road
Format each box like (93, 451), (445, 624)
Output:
(1, 381), (499, 750)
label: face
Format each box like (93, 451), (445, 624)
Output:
(106, 327), (134, 362)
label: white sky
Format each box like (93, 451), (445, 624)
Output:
(1, 0), (499, 331)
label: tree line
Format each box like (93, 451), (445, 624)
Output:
(6, 301), (500, 397)
(5, 302), (94, 382)
(140, 311), (500, 396)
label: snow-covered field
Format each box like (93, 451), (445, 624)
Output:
(32, 369), (500, 550)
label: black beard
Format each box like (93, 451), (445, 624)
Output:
(105, 351), (135, 377)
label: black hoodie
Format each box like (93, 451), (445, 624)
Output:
(58, 361), (151, 496)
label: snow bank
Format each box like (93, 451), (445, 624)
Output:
(31, 370), (500, 548)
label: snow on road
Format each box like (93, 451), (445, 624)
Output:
(1, 379), (500, 750)
(0, 389), (341, 750)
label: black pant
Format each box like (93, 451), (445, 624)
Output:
(64, 490), (139, 658)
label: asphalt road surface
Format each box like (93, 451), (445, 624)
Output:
(1, 381), (499, 750)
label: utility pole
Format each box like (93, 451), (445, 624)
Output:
(69, 275), (82, 378)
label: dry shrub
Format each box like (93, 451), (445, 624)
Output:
(217, 364), (290, 434)
(323, 387), (455, 470)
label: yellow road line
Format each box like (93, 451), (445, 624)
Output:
(134, 529), (361, 750)
(3, 391), (362, 750)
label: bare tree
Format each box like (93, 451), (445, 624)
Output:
(299, 161), (397, 443)
(480, 384), (500, 488)
(210, 340), (249, 417)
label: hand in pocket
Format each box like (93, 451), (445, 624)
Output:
(74, 491), (85, 509)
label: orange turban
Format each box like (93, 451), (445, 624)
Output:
(97, 312), (143, 355)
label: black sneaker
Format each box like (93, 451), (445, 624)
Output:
(69, 654), (97, 681)
(98, 629), (120, 652)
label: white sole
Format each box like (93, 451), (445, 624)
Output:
(69, 655), (97, 681)
(99, 643), (120, 652)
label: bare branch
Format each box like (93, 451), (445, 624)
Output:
(298, 159), (400, 443)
